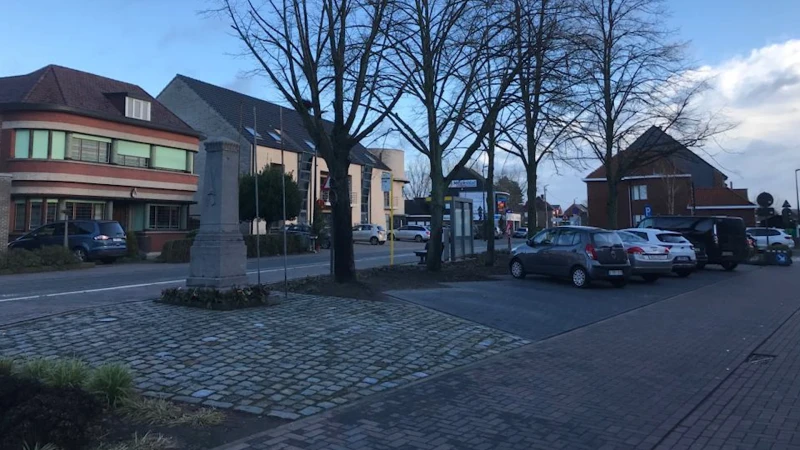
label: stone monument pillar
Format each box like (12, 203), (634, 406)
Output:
(187, 139), (248, 288)
(0, 174), (11, 248)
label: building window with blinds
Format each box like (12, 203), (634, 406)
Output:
(68, 134), (110, 163)
(14, 129), (66, 159)
(29, 200), (44, 229)
(149, 205), (181, 230)
(65, 201), (105, 221)
(13, 200), (26, 231)
(114, 141), (151, 168)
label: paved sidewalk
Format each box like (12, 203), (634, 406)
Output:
(0, 294), (527, 418)
(221, 266), (800, 450)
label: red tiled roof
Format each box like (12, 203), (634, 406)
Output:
(0, 65), (198, 136)
(694, 187), (754, 207)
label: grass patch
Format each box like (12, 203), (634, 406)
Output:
(0, 357), (15, 376)
(122, 397), (225, 427)
(18, 357), (54, 381)
(22, 443), (61, 450)
(99, 432), (176, 450)
(273, 250), (512, 300)
(89, 363), (134, 407)
(43, 358), (90, 388)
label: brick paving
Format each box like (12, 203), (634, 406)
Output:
(0, 294), (527, 418)
(218, 266), (800, 450)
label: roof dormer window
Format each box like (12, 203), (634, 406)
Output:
(125, 97), (151, 121)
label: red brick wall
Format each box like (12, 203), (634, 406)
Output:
(7, 159), (197, 186)
(135, 231), (187, 254)
(587, 178), (693, 228)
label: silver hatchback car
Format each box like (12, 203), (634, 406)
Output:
(509, 226), (631, 288)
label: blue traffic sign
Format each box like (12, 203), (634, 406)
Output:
(644, 204), (652, 217)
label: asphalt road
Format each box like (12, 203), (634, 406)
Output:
(0, 238), (520, 325)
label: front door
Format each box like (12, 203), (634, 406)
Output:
(113, 202), (130, 231)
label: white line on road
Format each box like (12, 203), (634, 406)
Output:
(0, 253), (419, 304)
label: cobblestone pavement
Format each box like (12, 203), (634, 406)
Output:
(219, 266), (800, 449)
(0, 294), (528, 418)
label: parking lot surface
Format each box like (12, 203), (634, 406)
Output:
(388, 265), (758, 341)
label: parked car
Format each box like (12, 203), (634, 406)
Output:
(282, 223), (312, 235)
(615, 231), (673, 282)
(512, 227), (528, 239)
(8, 220), (127, 263)
(509, 226), (631, 288)
(636, 216), (748, 271)
(622, 228), (697, 277)
(746, 227), (796, 249)
(390, 225), (430, 242)
(352, 224), (386, 245)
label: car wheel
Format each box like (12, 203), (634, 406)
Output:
(641, 274), (659, 283)
(571, 266), (590, 288)
(510, 258), (526, 279)
(675, 270), (692, 278)
(414, 235), (423, 243)
(370, 237), (379, 245)
(378, 240), (385, 245)
(73, 247), (88, 262)
(322, 240), (331, 249)
(721, 262), (738, 271)
(611, 279), (627, 288)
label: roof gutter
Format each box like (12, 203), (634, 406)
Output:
(0, 102), (205, 139)
(583, 174), (693, 182)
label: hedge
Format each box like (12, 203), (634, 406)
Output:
(157, 284), (276, 310)
(0, 247), (80, 273)
(160, 233), (309, 263)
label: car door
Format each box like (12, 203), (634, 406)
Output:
(393, 225), (407, 240)
(352, 225), (364, 242)
(523, 228), (558, 274)
(10, 226), (45, 250)
(547, 229), (581, 277)
(35, 223), (63, 248)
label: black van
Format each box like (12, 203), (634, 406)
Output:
(636, 216), (748, 271)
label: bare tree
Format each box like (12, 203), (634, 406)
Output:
(382, 0), (520, 271)
(221, 0), (404, 282)
(654, 158), (683, 214)
(500, 0), (585, 238)
(404, 155), (432, 199)
(574, 0), (728, 228)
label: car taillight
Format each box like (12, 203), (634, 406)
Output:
(663, 245), (672, 249)
(426, 231), (430, 235)
(786, 236), (792, 240)
(585, 244), (598, 260)
(690, 245), (694, 250)
(627, 246), (644, 255)
(94, 235), (110, 241)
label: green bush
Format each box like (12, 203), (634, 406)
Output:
(159, 239), (193, 263)
(42, 358), (90, 389)
(88, 363), (133, 407)
(244, 234), (307, 258)
(0, 247), (79, 273)
(18, 358), (54, 381)
(126, 231), (140, 258)
(0, 357), (15, 376)
(157, 284), (276, 310)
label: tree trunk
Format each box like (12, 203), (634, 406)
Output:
(485, 141), (495, 266)
(527, 170), (538, 235)
(427, 173), (445, 272)
(606, 179), (619, 229)
(330, 161), (356, 282)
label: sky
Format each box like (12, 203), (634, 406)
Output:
(2, 0), (800, 209)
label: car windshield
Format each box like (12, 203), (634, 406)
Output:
(657, 233), (686, 244)
(99, 222), (125, 237)
(592, 232), (623, 247)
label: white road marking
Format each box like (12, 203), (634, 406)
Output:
(0, 253), (420, 304)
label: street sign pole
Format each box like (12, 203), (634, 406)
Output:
(381, 172), (393, 265)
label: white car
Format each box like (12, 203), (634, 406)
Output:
(352, 224), (387, 245)
(621, 228), (697, 277)
(746, 227), (795, 249)
(390, 225), (430, 242)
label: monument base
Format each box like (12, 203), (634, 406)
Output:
(187, 231), (249, 289)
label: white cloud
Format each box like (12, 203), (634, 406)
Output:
(545, 39), (800, 209)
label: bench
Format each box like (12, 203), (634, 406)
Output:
(414, 250), (427, 264)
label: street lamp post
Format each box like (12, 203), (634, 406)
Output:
(794, 169), (799, 234)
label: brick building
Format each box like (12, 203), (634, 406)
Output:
(0, 65), (201, 252)
(585, 127), (756, 228)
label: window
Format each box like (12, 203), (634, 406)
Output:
(633, 215), (646, 226)
(383, 191), (391, 209)
(15, 130), (30, 158)
(592, 232), (623, 248)
(46, 200), (58, 224)
(31, 130), (49, 158)
(115, 141), (151, 168)
(267, 130), (281, 143)
(152, 146), (188, 171)
(51, 131), (66, 159)
(13, 200), (26, 231)
(631, 185), (648, 200)
(29, 200), (43, 229)
(532, 229), (557, 245)
(657, 233), (687, 244)
(617, 231), (646, 244)
(304, 140), (316, 150)
(555, 230), (580, 246)
(125, 97), (152, 121)
(149, 205), (181, 230)
(34, 224), (57, 237)
(244, 127), (262, 139)
(68, 135), (110, 163)
(65, 201), (105, 221)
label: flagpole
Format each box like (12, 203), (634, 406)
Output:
(280, 107), (288, 298)
(253, 106), (261, 285)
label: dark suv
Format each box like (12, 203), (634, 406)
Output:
(8, 220), (127, 263)
(636, 216), (748, 271)
(509, 226), (631, 288)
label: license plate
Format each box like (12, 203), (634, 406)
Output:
(722, 251), (733, 256)
(609, 270), (624, 276)
(648, 255), (669, 260)
(676, 256), (690, 261)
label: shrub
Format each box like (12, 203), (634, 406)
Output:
(0, 357), (15, 376)
(0, 384), (101, 450)
(157, 284), (277, 311)
(126, 231), (140, 258)
(18, 358), (54, 381)
(3, 249), (43, 270)
(36, 246), (78, 267)
(88, 363), (133, 407)
(159, 239), (193, 263)
(243, 234), (308, 258)
(42, 358), (90, 389)
(0, 247), (80, 273)
(122, 396), (225, 427)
